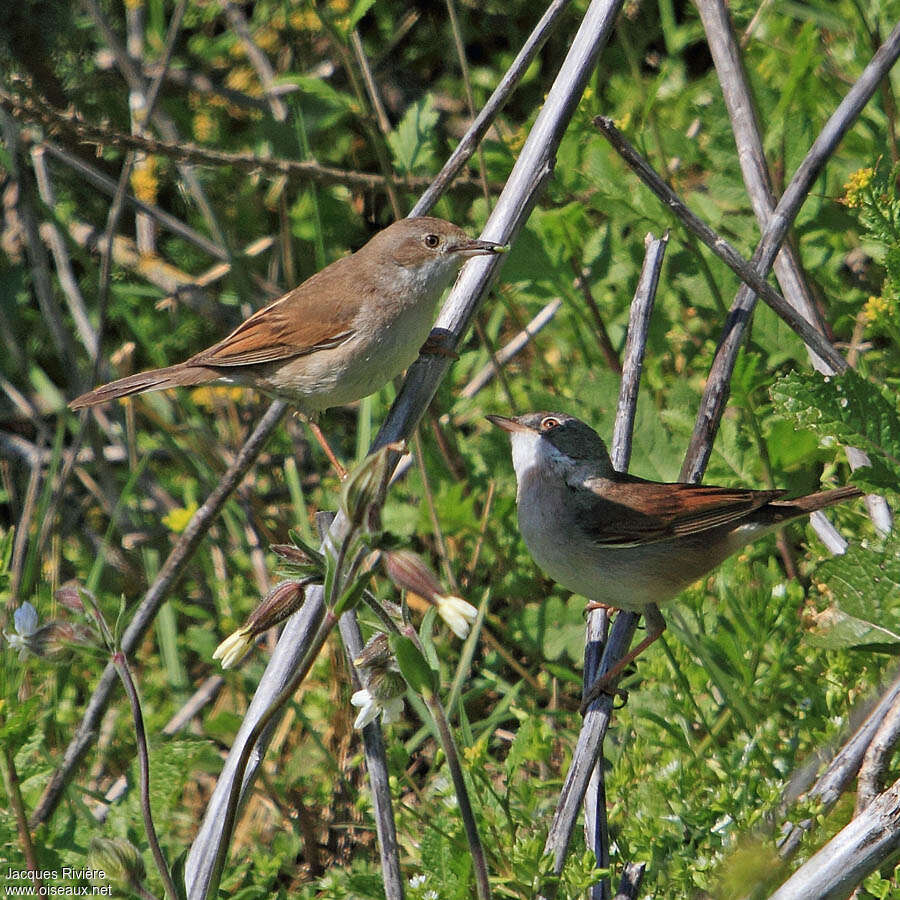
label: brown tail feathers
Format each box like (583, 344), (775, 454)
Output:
(69, 364), (221, 410)
(764, 485), (863, 523)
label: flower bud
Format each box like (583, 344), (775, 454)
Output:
(55, 581), (87, 613)
(353, 631), (394, 670)
(213, 580), (308, 669)
(245, 580), (307, 633)
(340, 443), (402, 531)
(383, 550), (444, 602)
(271, 543), (315, 565)
(382, 551), (478, 638)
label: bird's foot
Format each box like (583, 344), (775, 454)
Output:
(585, 601), (617, 613)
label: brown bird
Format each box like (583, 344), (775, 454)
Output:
(70, 218), (506, 414)
(489, 411), (862, 705)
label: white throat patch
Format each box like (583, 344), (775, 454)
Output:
(509, 431), (567, 482)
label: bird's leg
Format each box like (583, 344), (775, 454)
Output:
(420, 327), (460, 360)
(580, 602), (666, 712)
(303, 416), (347, 479)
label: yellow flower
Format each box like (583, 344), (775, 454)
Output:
(193, 110), (218, 143)
(226, 66), (255, 93)
(862, 294), (892, 326)
(841, 167), (874, 207)
(189, 385), (244, 409)
(162, 502), (198, 534)
(130, 158), (158, 205)
(254, 26), (279, 53)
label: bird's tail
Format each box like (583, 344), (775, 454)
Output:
(766, 485), (863, 521)
(69, 364), (219, 409)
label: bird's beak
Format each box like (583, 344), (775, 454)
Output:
(486, 414), (532, 434)
(449, 238), (509, 258)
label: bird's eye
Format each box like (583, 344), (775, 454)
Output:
(540, 416), (560, 431)
(424, 234), (440, 249)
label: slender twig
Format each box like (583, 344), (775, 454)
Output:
(126, 0), (153, 255)
(460, 299), (562, 398)
(9, 457), (42, 604)
(445, 0), (492, 207)
(316, 508), (404, 900)
(319, 15), (401, 218)
(0, 92), (494, 196)
(855, 690), (900, 815)
(593, 117), (848, 376)
(222, 1), (287, 121)
(410, 0), (574, 216)
(1, 742), (42, 887)
(350, 29), (391, 136)
(30, 145), (98, 356)
(30, 401), (286, 827)
(112, 652), (178, 900)
(404, 622), (491, 900)
(570, 258), (623, 374)
(768, 775), (900, 900)
(778, 666), (900, 859)
(610, 232), (669, 468)
(93, 675), (225, 820)
(338, 611), (404, 900)
(413, 429), (459, 591)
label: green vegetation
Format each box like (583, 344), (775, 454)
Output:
(2, 0), (899, 897)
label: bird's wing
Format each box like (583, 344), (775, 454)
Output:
(189, 262), (360, 368)
(576, 477), (786, 547)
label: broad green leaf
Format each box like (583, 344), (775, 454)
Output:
(387, 95), (440, 175)
(771, 370), (900, 489)
(805, 535), (900, 649)
(390, 633), (437, 695)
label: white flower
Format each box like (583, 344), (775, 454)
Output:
(424, 891), (438, 900)
(350, 688), (404, 729)
(409, 875), (427, 889)
(212, 628), (254, 669)
(4, 602), (39, 660)
(436, 595), (477, 639)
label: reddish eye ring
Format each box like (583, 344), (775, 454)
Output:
(540, 417), (560, 431)
(424, 234), (440, 248)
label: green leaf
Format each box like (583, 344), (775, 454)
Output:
(390, 633), (437, 695)
(511, 594), (586, 664)
(0, 696), (42, 753)
(771, 370), (900, 488)
(805, 535), (900, 649)
(387, 95), (440, 175)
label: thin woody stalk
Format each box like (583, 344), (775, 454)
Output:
(202, 606), (339, 900)
(111, 651), (178, 900)
(0, 740), (42, 889)
(403, 624), (491, 900)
